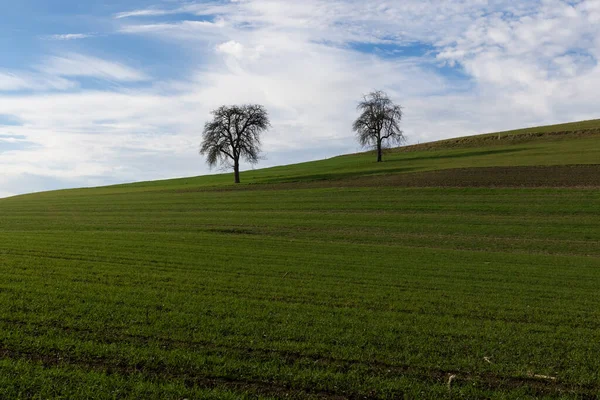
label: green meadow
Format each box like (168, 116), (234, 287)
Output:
(0, 120), (599, 399)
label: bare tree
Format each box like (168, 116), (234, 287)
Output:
(200, 104), (270, 183)
(352, 90), (404, 162)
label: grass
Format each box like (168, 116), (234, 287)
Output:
(397, 118), (600, 152)
(0, 120), (599, 398)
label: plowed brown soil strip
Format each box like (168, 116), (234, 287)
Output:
(354, 164), (600, 188)
(181, 164), (600, 192)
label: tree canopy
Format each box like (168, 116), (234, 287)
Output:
(352, 90), (404, 162)
(200, 104), (270, 183)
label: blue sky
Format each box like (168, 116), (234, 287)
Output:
(1, 0), (599, 197)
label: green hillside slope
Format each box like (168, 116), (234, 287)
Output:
(0, 121), (599, 399)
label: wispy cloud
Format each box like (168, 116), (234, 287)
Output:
(38, 53), (149, 82)
(119, 19), (226, 37)
(115, 9), (175, 19)
(0, 52), (149, 93)
(0, 70), (76, 92)
(114, 3), (234, 19)
(44, 33), (94, 40)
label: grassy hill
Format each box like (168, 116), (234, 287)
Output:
(0, 120), (599, 399)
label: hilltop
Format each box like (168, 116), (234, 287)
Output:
(399, 118), (600, 152)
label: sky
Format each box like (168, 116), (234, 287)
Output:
(0, 0), (599, 197)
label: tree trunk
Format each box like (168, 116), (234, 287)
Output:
(377, 141), (382, 162)
(234, 161), (240, 183)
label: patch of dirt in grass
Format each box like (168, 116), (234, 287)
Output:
(207, 228), (258, 235)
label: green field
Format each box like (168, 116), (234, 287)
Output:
(1, 120), (599, 399)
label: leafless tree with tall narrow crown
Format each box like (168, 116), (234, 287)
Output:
(200, 104), (270, 183)
(353, 90), (405, 162)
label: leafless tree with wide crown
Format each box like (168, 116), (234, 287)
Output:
(353, 90), (405, 162)
(200, 104), (270, 183)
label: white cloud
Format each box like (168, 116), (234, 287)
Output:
(0, 71), (76, 92)
(119, 19), (227, 38)
(216, 40), (265, 61)
(39, 53), (148, 82)
(45, 33), (93, 40)
(216, 40), (244, 58)
(0, 53), (149, 93)
(435, 0), (600, 117)
(115, 9), (175, 19)
(115, 2), (237, 20)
